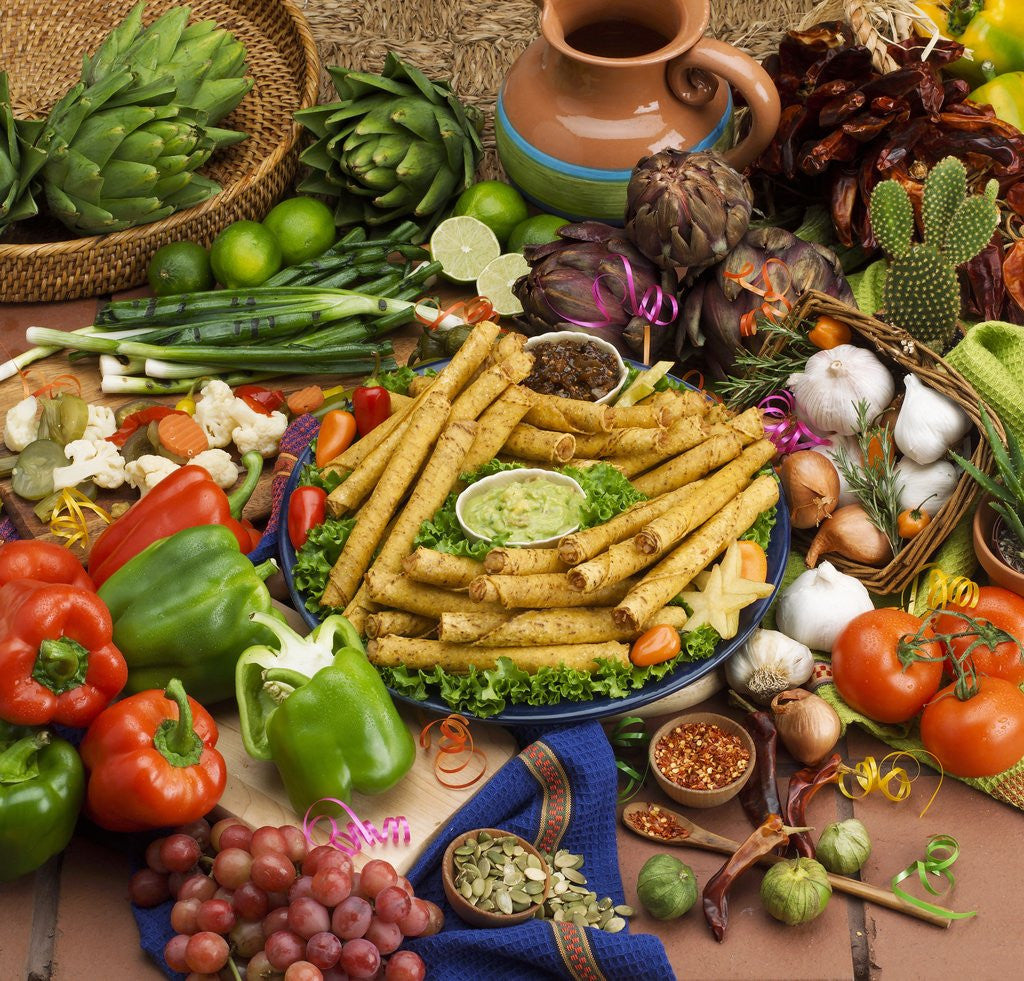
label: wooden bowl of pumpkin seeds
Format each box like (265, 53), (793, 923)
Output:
(442, 828), (551, 927)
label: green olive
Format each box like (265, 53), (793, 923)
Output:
(114, 399), (162, 426)
(119, 427), (154, 464)
(11, 439), (69, 501)
(36, 394), (89, 446)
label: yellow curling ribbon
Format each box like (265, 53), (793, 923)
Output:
(920, 565), (980, 610)
(49, 488), (112, 551)
(891, 835), (976, 921)
(838, 751), (944, 818)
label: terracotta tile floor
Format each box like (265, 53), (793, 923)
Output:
(1, 301), (1021, 980)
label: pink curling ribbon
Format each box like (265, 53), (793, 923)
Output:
(758, 390), (831, 455)
(544, 255), (679, 331)
(302, 798), (412, 857)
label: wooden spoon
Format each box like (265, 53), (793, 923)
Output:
(621, 801), (951, 929)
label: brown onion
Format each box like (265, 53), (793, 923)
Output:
(805, 504), (893, 567)
(770, 689), (841, 765)
(780, 450), (840, 529)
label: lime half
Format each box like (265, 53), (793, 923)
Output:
(476, 252), (530, 316)
(430, 216), (501, 283)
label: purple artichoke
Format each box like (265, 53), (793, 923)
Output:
(512, 221), (678, 359)
(678, 226), (855, 378)
(625, 150), (754, 275)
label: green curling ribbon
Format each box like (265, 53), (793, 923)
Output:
(608, 716), (650, 804)
(891, 834), (977, 921)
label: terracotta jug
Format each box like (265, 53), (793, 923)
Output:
(497, 0), (781, 222)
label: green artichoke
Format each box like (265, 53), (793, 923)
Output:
(625, 150), (753, 275)
(0, 72), (41, 235)
(295, 53), (484, 227)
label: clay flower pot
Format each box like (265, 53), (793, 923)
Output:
(973, 498), (1024, 597)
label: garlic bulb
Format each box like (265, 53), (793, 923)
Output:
(725, 629), (814, 705)
(896, 457), (959, 513)
(787, 345), (895, 436)
(811, 435), (861, 508)
(893, 374), (972, 465)
(776, 561), (873, 652)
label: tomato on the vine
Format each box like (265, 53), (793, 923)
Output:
(920, 677), (1024, 778)
(830, 609), (943, 724)
(932, 587), (1024, 686)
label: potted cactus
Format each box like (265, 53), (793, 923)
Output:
(950, 408), (1024, 596)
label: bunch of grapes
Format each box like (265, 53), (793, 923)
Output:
(130, 816), (440, 980)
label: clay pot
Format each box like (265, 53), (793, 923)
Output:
(973, 498), (1024, 597)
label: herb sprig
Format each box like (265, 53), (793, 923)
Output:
(717, 319), (816, 409)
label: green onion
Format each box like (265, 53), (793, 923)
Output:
(100, 371), (283, 396)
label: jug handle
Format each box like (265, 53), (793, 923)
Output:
(666, 38), (781, 169)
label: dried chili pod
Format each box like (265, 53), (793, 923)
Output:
(1003, 240), (1024, 319)
(784, 753), (843, 859)
(730, 691), (783, 828)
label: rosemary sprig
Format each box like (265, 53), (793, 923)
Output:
(717, 319), (816, 409)
(831, 400), (904, 554)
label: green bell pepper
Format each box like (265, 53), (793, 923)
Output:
(97, 524), (286, 704)
(0, 722), (84, 881)
(240, 614), (415, 813)
(970, 71), (1024, 129)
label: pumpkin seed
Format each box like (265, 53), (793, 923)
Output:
(477, 857), (491, 879)
(572, 911), (589, 927)
(598, 909), (614, 929)
(461, 881), (473, 899)
(510, 889), (532, 905)
(524, 880), (545, 896)
(496, 889), (514, 915)
(478, 831), (492, 843)
(527, 854), (543, 870)
(597, 897), (612, 912)
(472, 878), (485, 898)
(562, 867), (586, 884)
(606, 917), (627, 933)
(524, 867), (547, 882)
(455, 845), (475, 856)
(614, 905), (634, 917)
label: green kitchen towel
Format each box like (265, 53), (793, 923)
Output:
(947, 321), (1024, 447)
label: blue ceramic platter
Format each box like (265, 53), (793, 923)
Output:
(280, 360), (789, 725)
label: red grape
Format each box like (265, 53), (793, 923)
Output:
(289, 874), (316, 903)
(395, 876), (415, 897)
(289, 896), (332, 939)
(161, 833), (202, 873)
(168, 871), (192, 898)
(304, 846), (352, 878)
(213, 847), (252, 889)
(397, 898), (430, 938)
(419, 900), (444, 937)
(252, 852), (297, 892)
(173, 818), (212, 850)
(321, 968), (350, 981)
(267, 889), (291, 910)
(185, 973), (220, 981)
(339, 938), (380, 979)
(373, 886), (410, 924)
(285, 961), (325, 981)
(234, 882), (270, 920)
(163, 934), (191, 973)
(245, 950), (275, 981)
(210, 817), (244, 851)
(280, 825), (310, 864)
(251, 825), (289, 857)
(265, 929), (307, 970)
(170, 898), (201, 934)
(311, 866), (352, 907)
(364, 916), (402, 955)
(220, 823), (255, 852)
(263, 906), (292, 937)
(130, 868), (170, 908)
(184, 931), (229, 973)
(385, 951), (426, 981)
(331, 896), (373, 940)
(359, 860), (397, 898)
(145, 838), (170, 874)
(196, 898), (235, 934)
(230, 918), (266, 958)
(213, 887), (235, 904)
(305, 930), (342, 970)
(178, 874), (217, 904)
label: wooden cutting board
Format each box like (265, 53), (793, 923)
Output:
(211, 603), (518, 874)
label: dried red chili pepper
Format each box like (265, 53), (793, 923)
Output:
(1004, 240), (1024, 317)
(960, 236), (1006, 322)
(732, 694), (783, 828)
(784, 753), (843, 859)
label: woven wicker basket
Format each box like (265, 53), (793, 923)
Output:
(781, 291), (996, 594)
(0, 0), (320, 303)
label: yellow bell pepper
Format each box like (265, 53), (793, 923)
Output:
(915, 0), (1024, 85)
(969, 72), (1024, 129)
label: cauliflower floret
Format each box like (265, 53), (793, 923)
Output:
(3, 396), (38, 452)
(230, 401), (287, 458)
(82, 404), (117, 441)
(52, 439), (127, 491)
(190, 449), (239, 489)
(194, 379), (238, 448)
(125, 455), (181, 495)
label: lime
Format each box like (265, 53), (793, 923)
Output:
(507, 213), (570, 254)
(476, 252), (530, 317)
(210, 221), (283, 289)
(452, 180), (530, 248)
(262, 196), (336, 266)
(429, 216), (501, 284)
(147, 240), (213, 296)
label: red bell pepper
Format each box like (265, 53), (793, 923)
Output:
(288, 485), (328, 549)
(0, 540), (94, 590)
(235, 385), (286, 416)
(80, 678), (226, 832)
(0, 579), (127, 727)
(87, 451), (264, 587)
(106, 406), (186, 448)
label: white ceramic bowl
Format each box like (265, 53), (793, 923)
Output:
(455, 468), (586, 548)
(523, 330), (629, 405)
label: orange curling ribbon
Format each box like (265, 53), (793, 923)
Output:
(415, 295), (495, 331)
(49, 487), (112, 551)
(679, 369), (724, 405)
(724, 258), (794, 337)
(838, 750), (944, 818)
(419, 713), (487, 789)
(32, 374), (83, 398)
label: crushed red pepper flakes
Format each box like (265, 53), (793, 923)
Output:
(653, 722), (750, 791)
(626, 804), (690, 841)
